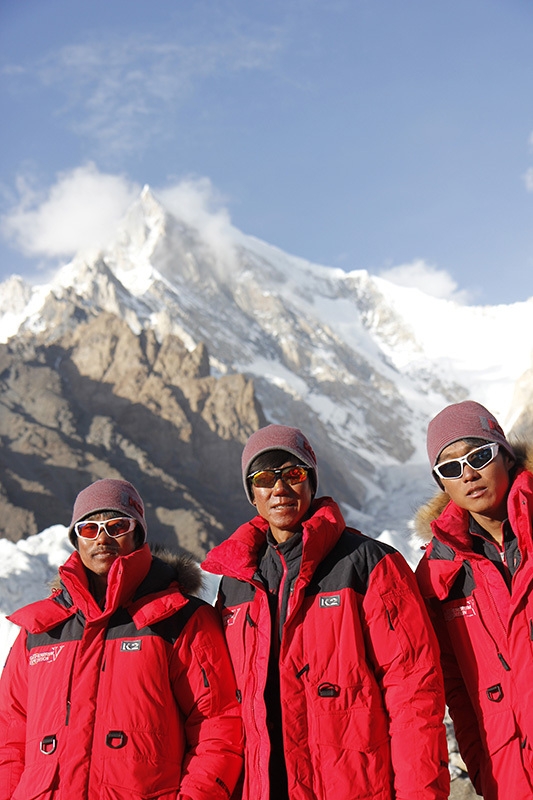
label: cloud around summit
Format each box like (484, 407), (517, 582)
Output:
(1, 164), (140, 259)
(378, 261), (471, 304)
(0, 164), (465, 303)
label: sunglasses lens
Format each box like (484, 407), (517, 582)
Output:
(106, 518), (135, 537)
(251, 470), (277, 488)
(467, 446), (494, 470)
(76, 522), (100, 539)
(436, 460), (462, 479)
(283, 466), (308, 484)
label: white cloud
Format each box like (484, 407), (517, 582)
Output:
(158, 177), (239, 274)
(378, 260), (470, 303)
(30, 32), (283, 159)
(0, 165), (239, 275)
(524, 167), (533, 192)
(1, 164), (140, 258)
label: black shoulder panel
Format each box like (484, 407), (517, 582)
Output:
(428, 538), (456, 561)
(27, 614), (85, 650)
(426, 539), (476, 600)
(441, 561), (476, 601)
(105, 596), (208, 645)
(26, 597), (209, 650)
(305, 529), (395, 597)
(218, 575), (258, 607)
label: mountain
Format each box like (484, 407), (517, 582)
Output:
(1, 186), (533, 563)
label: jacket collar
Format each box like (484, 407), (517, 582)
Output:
(202, 496), (345, 585)
(58, 544), (153, 620)
(9, 547), (200, 634)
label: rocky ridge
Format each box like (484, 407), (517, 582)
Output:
(0, 310), (262, 556)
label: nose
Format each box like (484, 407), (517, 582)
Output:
(462, 463), (479, 480)
(95, 525), (113, 542)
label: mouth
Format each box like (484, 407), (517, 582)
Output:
(466, 486), (486, 498)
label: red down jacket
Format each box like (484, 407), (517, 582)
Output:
(202, 496), (449, 800)
(415, 461), (533, 800)
(0, 544), (243, 800)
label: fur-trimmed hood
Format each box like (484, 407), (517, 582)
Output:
(414, 441), (532, 544)
(50, 545), (204, 596)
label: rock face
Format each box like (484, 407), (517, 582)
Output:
(0, 310), (264, 557)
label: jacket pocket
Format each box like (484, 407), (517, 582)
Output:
(313, 682), (390, 750)
(477, 699), (517, 756)
(308, 683), (392, 799)
(100, 729), (182, 798)
(11, 758), (59, 800)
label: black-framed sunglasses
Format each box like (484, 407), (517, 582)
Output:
(433, 442), (500, 481)
(74, 517), (137, 539)
(248, 464), (310, 489)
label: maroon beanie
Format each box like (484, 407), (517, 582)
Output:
(427, 400), (515, 469)
(242, 424), (318, 504)
(68, 478), (147, 545)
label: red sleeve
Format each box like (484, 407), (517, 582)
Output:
(362, 552), (450, 800)
(0, 629), (28, 800)
(170, 603), (243, 800)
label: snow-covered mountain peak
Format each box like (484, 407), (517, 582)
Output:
(2, 186), (533, 539)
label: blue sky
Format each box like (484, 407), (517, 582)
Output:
(1, 0), (533, 305)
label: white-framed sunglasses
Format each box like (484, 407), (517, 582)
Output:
(74, 517), (137, 539)
(433, 442), (500, 481)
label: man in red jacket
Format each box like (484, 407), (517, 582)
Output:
(415, 400), (533, 799)
(203, 424), (449, 800)
(0, 478), (243, 800)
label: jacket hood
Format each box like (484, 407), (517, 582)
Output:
(414, 440), (530, 543)
(49, 545), (203, 597)
(148, 546), (204, 596)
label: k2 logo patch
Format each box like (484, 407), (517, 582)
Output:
(120, 640), (142, 652)
(319, 594), (341, 608)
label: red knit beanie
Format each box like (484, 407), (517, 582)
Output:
(241, 424), (318, 503)
(427, 400), (515, 469)
(68, 478), (147, 545)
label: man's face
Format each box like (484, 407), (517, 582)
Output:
(76, 511), (138, 577)
(437, 440), (513, 521)
(252, 459), (313, 543)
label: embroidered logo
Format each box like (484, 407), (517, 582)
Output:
(223, 608), (241, 627)
(120, 640), (142, 652)
(443, 599), (477, 622)
(319, 595), (341, 608)
(29, 645), (65, 666)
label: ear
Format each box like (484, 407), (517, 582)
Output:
(503, 452), (515, 474)
(433, 472), (445, 492)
